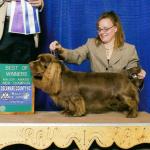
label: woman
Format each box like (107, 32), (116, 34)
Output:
(49, 11), (146, 79)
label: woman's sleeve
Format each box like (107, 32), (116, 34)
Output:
(126, 46), (139, 69)
(59, 39), (90, 64)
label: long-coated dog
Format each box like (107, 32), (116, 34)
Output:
(29, 54), (143, 118)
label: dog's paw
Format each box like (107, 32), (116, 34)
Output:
(61, 110), (74, 117)
(61, 110), (85, 117)
(72, 114), (83, 117)
(126, 112), (138, 118)
(72, 112), (86, 117)
(61, 110), (68, 114)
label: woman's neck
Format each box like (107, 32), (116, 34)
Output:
(103, 39), (115, 50)
(103, 39), (115, 60)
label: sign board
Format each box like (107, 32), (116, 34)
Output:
(0, 64), (34, 114)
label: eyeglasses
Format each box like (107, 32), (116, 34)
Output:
(97, 25), (114, 33)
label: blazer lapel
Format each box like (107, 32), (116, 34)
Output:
(98, 44), (108, 66)
(109, 47), (122, 65)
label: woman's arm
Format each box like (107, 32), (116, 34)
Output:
(127, 46), (146, 79)
(49, 40), (90, 64)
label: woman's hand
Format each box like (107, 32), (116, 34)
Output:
(49, 41), (62, 51)
(138, 69), (146, 79)
(28, 0), (43, 8)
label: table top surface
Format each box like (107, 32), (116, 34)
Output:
(0, 111), (150, 124)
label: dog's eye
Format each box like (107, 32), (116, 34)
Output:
(42, 62), (50, 69)
(40, 61), (45, 65)
(44, 64), (47, 68)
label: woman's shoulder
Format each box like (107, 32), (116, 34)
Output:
(86, 38), (96, 43)
(121, 42), (137, 55)
(85, 38), (97, 46)
(122, 42), (136, 50)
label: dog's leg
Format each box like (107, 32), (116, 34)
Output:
(118, 94), (138, 118)
(51, 96), (72, 115)
(64, 101), (75, 116)
(58, 96), (77, 116)
(127, 102), (138, 118)
(126, 93), (139, 118)
(63, 95), (86, 117)
(71, 96), (86, 117)
(61, 103), (70, 115)
(58, 97), (73, 116)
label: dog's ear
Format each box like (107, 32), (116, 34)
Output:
(41, 62), (62, 94)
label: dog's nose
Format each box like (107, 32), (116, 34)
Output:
(29, 62), (34, 68)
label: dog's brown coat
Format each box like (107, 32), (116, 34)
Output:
(30, 54), (141, 117)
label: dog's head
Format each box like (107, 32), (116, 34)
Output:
(29, 54), (63, 94)
(126, 67), (144, 90)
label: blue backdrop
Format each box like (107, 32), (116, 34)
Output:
(36, 0), (150, 112)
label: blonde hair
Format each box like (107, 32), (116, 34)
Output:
(95, 11), (125, 48)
